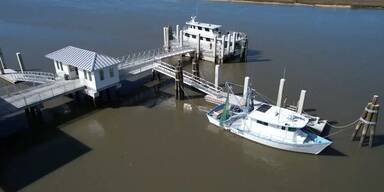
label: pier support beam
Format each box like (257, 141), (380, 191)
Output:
(276, 78), (285, 108)
(243, 76), (250, 100)
(0, 48), (6, 74)
(297, 90), (306, 114)
(175, 60), (184, 100)
(214, 65), (220, 88)
(352, 95), (380, 147)
(192, 56), (200, 78)
(16, 52), (25, 73)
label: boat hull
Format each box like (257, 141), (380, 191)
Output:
(207, 115), (331, 155)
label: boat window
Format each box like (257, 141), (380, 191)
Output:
(206, 38), (210, 41)
(198, 26), (202, 30)
(288, 127), (297, 132)
(256, 104), (272, 113)
(205, 28), (210, 32)
(88, 71), (92, 81)
(256, 120), (268, 126)
(185, 33), (190, 37)
(200, 37), (204, 40)
(281, 126), (286, 130)
(192, 35), (196, 39)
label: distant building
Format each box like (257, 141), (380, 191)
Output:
(45, 46), (120, 97)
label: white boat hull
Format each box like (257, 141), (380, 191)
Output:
(207, 115), (331, 154)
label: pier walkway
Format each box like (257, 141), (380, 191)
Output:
(0, 79), (84, 115)
(118, 46), (195, 75)
(0, 69), (56, 84)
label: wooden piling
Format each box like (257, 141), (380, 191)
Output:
(192, 56), (200, 78)
(352, 95), (380, 147)
(175, 60), (184, 100)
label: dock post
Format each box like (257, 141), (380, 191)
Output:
(175, 60), (184, 100)
(0, 48), (6, 74)
(16, 52), (25, 73)
(240, 38), (248, 62)
(176, 25), (179, 41)
(227, 33), (231, 56)
(213, 36), (217, 63)
(297, 90), (306, 114)
(179, 30), (184, 47)
(231, 32), (236, 54)
(214, 64), (220, 88)
(192, 56), (200, 78)
(276, 78), (285, 108)
(163, 26), (170, 51)
(197, 34), (201, 60)
(243, 76), (250, 101)
(220, 36), (225, 64)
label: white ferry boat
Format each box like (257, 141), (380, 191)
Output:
(206, 82), (332, 155)
(169, 17), (248, 63)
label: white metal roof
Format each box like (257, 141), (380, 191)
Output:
(186, 17), (221, 29)
(45, 46), (120, 72)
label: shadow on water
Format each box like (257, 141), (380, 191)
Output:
(320, 147), (346, 156)
(246, 49), (271, 63)
(0, 110), (92, 192)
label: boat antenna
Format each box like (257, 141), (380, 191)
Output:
(283, 64), (287, 79)
(194, 1), (199, 19)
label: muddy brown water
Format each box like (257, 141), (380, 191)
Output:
(1, 0), (384, 191)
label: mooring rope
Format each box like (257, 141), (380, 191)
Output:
(325, 119), (360, 129)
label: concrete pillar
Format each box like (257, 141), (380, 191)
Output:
(243, 76), (250, 100)
(213, 36), (217, 63)
(297, 90), (306, 114)
(0, 48), (6, 74)
(163, 26), (170, 51)
(220, 36), (225, 64)
(276, 78), (285, 108)
(176, 25), (179, 41)
(231, 32), (236, 53)
(179, 30), (184, 47)
(214, 64), (220, 88)
(16, 52), (25, 73)
(227, 34), (231, 55)
(196, 34), (201, 60)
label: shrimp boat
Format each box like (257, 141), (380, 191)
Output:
(206, 79), (332, 155)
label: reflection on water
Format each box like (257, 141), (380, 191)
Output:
(1, 0), (384, 191)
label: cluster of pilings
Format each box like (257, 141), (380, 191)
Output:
(352, 95), (380, 147)
(0, 48), (27, 74)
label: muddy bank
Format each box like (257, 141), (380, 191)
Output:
(212, 0), (384, 9)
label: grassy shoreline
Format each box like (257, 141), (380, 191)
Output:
(211, 0), (384, 9)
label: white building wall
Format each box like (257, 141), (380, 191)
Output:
(93, 65), (120, 91)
